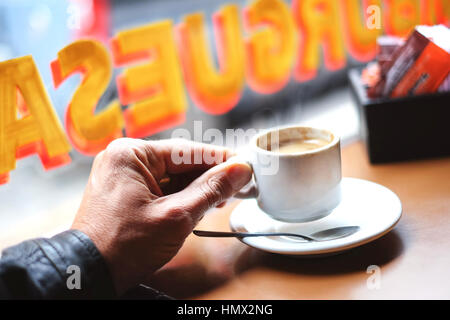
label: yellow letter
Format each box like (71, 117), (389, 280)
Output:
(243, 0), (297, 94)
(292, 0), (346, 81)
(177, 5), (245, 114)
(420, 0), (450, 25)
(0, 56), (71, 184)
(111, 20), (187, 138)
(383, 0), (420, 37)
(340, 0), (383, 62)
(51, 40), (123, 155)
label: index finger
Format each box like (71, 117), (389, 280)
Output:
(151, 138), (235, 175)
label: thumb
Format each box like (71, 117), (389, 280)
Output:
(170, 159), (252, 221)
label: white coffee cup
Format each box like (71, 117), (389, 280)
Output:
(237, 125), (342, 223)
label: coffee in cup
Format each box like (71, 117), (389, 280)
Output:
(272, 137), (330, 154)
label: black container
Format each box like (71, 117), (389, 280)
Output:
(349, 68), (450, 164)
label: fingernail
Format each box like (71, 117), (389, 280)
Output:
(226, 162), (252, 191)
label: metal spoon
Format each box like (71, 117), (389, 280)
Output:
(193, 226), (360, 242)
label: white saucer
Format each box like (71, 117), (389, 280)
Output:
(229, 177), (402, 256)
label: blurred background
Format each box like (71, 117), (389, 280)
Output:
(0, 0), (419, 248)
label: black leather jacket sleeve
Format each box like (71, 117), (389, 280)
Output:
(0, 230), (116, 299)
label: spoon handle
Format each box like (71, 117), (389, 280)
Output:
(193, 230), (314, 241)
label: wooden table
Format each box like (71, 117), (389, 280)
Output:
(146, 141), (450, 299)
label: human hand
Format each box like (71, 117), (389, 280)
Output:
(71, 138), (252, 295)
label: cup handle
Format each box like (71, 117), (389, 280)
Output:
(234, 181), (258, 199)
(230, 154), (258, 199)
